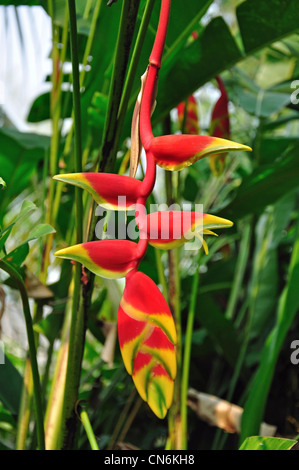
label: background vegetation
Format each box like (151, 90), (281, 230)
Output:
(1, 0), (299, 450)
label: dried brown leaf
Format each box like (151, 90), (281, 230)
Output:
(188, 388), (277, 436)
(129, 67), (158, 178)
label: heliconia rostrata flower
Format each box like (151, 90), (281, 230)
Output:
(54, 0), (251, 418)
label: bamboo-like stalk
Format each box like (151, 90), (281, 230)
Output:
(57, 0), (84, 449)
(100, 0), (141, 172)
(16, 357), (33, 449)
(0, 260), (45, 450)
(42, 1), (69, 284)
(180, 262), (200, 450)
(111, 0), (156, 161)
(16, 301), (44, 449)
(167, 246), (182, 450)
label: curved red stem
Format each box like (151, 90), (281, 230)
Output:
(136, 0), (171, 267)
(149, 0), (171, 68)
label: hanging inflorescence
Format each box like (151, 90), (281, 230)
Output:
(54, 0), (251, 419)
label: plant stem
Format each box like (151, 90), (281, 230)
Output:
(63, 0), (103, 160)
(100, 0), (141, 171)
(58, 0), (85, 449)
(42, 2), (69, 283)
(112, 0), (155, 155)
(16, 357), (33, 450)
(0, 260), (45, 450)
(164, 167), (182, 450)
(181, 259), (200, 450)
(225, 221), (251, 320)
(168, 247), (182, 450)
(80, 408), (99, 450)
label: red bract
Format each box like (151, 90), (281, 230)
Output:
(147, 134), (251, 171)
(55, 240), (140, 279)
(177, 95), (199, 134)
(209, 76), (231, 176)
(118, 271), (177, 419)
(141, 211), (233, 251)
(53, 173), (142, 211)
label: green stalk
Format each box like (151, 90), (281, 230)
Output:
(16, 357), (33, 449)
(154, 247), (168, 302)
(42, 2), (69, 283)
(180, 260), (200, 450)
(112, 0), (155, 155)
(99, 0), (141, 171)
(55, 0), (84, 449)
(80, 408), (99, 450)
(225, 221), (251, 320)
(16, 301), (44, 449)
(63, 0), (103, 159)
(0, 260), (45, 450)
(167, 247), (182, 450)
(164, 166), (182, 450)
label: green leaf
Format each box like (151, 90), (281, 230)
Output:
(152, 0), (299, 122)
(3, 224), (55, 269)
(259, 137), (299, 166)
(155, 17), (242, 120)
(249, 193), (295, 339)
(0, 129), (50, 206)
(0, 200), (36, 238)
(240, 217), (299, 442)
(88, 92), (109, 133)
(0, 402), (16, 430)
(239, 436), (297, 451)
(34, 313), (63, 343)
(26, 224), (56, 243)
(222, 149), (299, 220)
(237, 0), (299, 55)
(3, 243), (29, 268)
(197, 293), (240, 367)
(0, 1), (45, 4)
(27, 91), (72, 123)
(0, 178), (6, 189)
(233, 86), (291, 117)
(0, 354), (23, 416)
